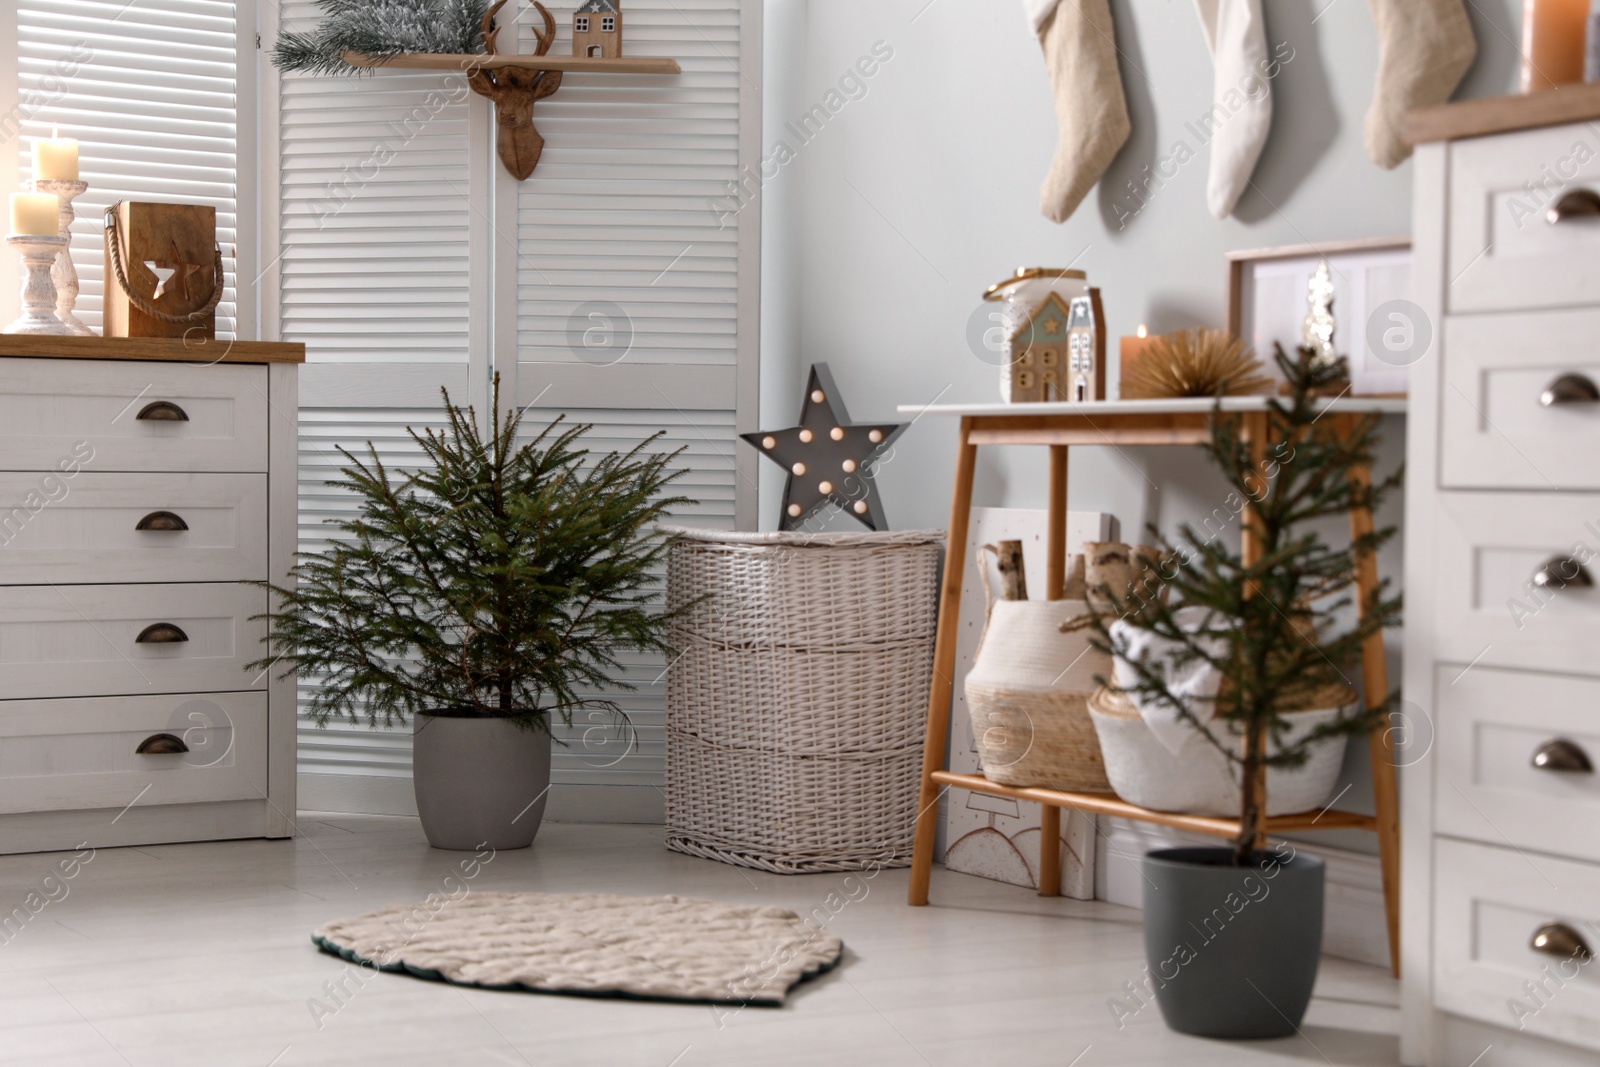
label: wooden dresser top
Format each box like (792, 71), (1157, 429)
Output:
(0, 335), (305, 364)
(1406, 82), (1600, 145)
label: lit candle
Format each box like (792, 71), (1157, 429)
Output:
(10, 192), (60, 236)
(1119, 324), (1152, 398)
(1522, 0), (1587, 92)
(32, 128), (79, 182)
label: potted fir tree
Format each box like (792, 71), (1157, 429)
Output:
(249, 379), (690, 851)
(1088, 344), (1402, 1039)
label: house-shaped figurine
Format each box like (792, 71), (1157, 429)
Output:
(1004, 289), (1105, 403)
(573, 0), (623, 58)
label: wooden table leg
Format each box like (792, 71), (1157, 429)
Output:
(1035, 444), (1069, 894)
(909, 418), (979, 906)
(1240, 413), (1269, 849)
(1038, 803), (1062, 897)
(1349, 441), (1402, 978)
(1047, 445), (1068, 600)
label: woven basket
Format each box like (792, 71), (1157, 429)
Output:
(662, 527), (942, 873)
(1087, 686), (1355, 816)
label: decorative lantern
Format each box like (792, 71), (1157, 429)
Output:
(102, 201), (222, 340)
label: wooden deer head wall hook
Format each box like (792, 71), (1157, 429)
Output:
(468, 0), (563, 180)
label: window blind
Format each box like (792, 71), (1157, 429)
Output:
(14, 0), (240, 337)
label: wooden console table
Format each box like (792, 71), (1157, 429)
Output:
(898, 396), (1407, 976)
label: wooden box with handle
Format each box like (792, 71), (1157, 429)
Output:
(102, 201), (223, 339)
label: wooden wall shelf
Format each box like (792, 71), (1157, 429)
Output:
(342, 51), (681, 75)
(340, 0), (684, 182)
(0, 335), (304, 365)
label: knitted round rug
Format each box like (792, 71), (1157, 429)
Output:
(312, 892), (843, 1006)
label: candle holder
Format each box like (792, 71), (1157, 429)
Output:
(4, 234), (71, 336)
(32, 178), (91, 335)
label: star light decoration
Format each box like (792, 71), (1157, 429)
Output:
(741, 364), (908, 532)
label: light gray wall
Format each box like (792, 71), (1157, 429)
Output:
(758, 0), (1524, 849)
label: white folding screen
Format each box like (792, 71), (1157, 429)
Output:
(266, 0), (485, 816)
(266, 0), (761, 819)
(505, 0), (757, 820)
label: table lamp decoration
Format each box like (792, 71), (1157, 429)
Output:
(740, 363), (908, 532)
(6, 191), (70, 335)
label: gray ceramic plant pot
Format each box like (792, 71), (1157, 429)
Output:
(412, 711), (551, 851)
(1140, 846), (1326, 1040)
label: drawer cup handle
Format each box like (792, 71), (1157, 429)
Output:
(135, 623), (189, 644)
(1547, 188), (1600, 224)
(135, 511), (188, 532)
(1532, 738), (1595, 773)
(1532, 556), (1595, 591)
(1531, 922), (1594, 963)
(1540, 374), (1600, 408)
(135, 732), (189, 755)
(136, 401), (189, 422)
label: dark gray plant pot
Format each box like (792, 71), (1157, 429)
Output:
(412, 711), (551, 851)
(1140, 846), (1326, 1040)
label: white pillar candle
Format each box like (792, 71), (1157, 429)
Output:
(10, 192), (60, 236)
(33, 134), (78, 181)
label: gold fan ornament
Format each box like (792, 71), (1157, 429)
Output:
(1120, 328), (1273, 399)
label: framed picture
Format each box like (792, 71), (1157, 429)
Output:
(1226, 236), (1412, 396)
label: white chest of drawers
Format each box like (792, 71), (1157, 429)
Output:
(1405, 95), (1600, 1066)
(0, 337), (302, 854)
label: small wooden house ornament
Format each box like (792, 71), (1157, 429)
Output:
(573, 0), (622, 58)
(1005, 289), (1106, 403)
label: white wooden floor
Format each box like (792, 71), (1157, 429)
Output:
(0, 816), (1400, 1066)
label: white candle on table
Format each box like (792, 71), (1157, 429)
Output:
(10, 193), (60, 236)
(32, 129), (78, 182)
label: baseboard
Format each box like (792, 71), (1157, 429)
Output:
(298, 773), (418, 817)
(1093, 817), (1389, 968)
(296, 774), (666, 824)
(545, 784), (664, 825)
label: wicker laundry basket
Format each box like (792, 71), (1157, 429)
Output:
(662, 527), (942, 873)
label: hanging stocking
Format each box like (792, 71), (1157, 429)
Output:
(1365, 0), (1476, 169)
(1027, 0), (1131, 224)
(1192, 0), (1273, 219)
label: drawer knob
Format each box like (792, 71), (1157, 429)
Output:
(1540, 374), (1600, 408)
(135, 622), (189, 644)
(134, 510), (189, 532)
(1532, 738), (1595, 774)
(136, 401), (189, 422)
(1531, 922), (1594, 963)
(135, 732), (189, 755)
(1532, 556), (1595, 590)
(1547, 188), (1600, 224)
